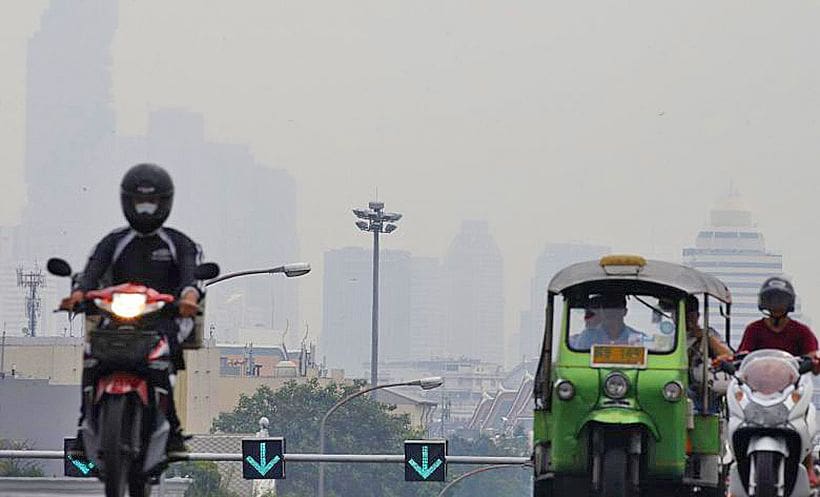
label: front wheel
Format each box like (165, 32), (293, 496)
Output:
(751, 451), (781, 497)
(600, 447), (639, 497)
(101, 395), (130, 497)
(128, 476), (152, 497)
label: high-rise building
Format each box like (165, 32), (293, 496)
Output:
(23, 0), (120, 265)
(444, 220), (504, 365)
(409, 257), (446, 361)
(321, 247), (413, 378)
(517, 243), (610, 361)
(682, 194), (788, 347)
(20, 0), (301, 336)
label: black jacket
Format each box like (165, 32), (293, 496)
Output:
(76, 226), (203, 298)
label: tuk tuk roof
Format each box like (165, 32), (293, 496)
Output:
(548, 258), (732, 304)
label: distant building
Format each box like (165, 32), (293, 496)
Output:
(408, 257), (447, 361)
(0, 336), (335, 434)
(19, 0), (301, 338)
(444, 221), (504, 365)
(22, 0), (120, 266)
(320, 247), (413, 378)
(517, 243), (610, 361)
(682, 194), (791, 347)
(378, 357), (507, 432)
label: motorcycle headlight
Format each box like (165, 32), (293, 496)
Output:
(604, 372), (629, 399)
(662, 381), (683, 402)
(556, 380), (575, 401)
(110, 293), (148, 319)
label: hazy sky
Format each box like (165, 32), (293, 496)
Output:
(4, 1), (820, 344)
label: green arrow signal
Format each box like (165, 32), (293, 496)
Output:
(244, 442), (281, 476)
(67, 455), (95, 476)
(408, 445), (443, 480)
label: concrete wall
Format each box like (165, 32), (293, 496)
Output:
(0, 378), (78, 476)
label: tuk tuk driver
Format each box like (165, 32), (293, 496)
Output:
(572, 293), (647, 349)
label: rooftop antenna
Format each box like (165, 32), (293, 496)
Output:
(17, 264), (45, 337)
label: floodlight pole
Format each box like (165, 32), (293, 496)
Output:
(371, 216), (380, 389)
(353, 201), (402, 389)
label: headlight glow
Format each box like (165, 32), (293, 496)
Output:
(556, 380), (575, 401)
(604, 372), (629, 399)
(662, 381), (683, 402)
(110, 293), (148, 318)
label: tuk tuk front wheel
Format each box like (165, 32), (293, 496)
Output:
(600, 446), (640, 497)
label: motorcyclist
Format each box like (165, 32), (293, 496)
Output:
(60, 163), (203, 452)
(714, 276), (820, 486)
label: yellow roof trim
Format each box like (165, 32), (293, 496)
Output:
(599, 254), (647, 268)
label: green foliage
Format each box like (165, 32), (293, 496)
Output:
(445, 434), (531, 497)
(212, 379), (531, 496)
(0, 439), (44, 477)
(169, 460), (239, 497)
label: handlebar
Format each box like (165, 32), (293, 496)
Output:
(711, 353), (816, 376)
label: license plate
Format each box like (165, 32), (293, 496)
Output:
(591, 345), (647, 368)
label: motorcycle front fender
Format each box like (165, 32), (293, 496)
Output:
(747, 435), (789, 457)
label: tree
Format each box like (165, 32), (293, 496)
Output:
(168, 460), (239, 497)
(444, 433), (531, 497)
(212, 379), (437, 497)
(212, 380), (531, 497)
(0, 440), (44, 477)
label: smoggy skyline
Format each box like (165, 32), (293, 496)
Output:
(4, 1), (820, 350)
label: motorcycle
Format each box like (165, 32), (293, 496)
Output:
(48, 257), (219, 497)
(720, 349), (817, 497)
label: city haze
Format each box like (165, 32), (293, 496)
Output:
(3, 1), (820, 356)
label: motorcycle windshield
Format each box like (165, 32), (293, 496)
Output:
(739, 349), (799, 396)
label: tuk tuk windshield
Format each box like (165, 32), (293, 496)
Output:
(567, 293), (678, 353)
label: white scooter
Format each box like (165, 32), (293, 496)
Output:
(721, 349), (817, 497)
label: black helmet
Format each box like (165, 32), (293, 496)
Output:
(758, 276), (796, 313)
(120, 163), (174, 234)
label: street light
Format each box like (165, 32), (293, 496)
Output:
(352, 200), (402, 389)
(317, 376), (443, 497)
(204, 262), (312, 287)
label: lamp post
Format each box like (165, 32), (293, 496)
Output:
(317, 376), (443, 497)
(353, 201), (402, 388)
(205, 263), (311, 287)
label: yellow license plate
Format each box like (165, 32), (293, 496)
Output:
(591, 345), (647, 368)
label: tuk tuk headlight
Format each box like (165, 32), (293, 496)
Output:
(556, 380), (575, 401)
(662, 381), (684, 402)
(604, 372), (630, 399)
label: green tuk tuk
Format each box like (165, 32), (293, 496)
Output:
(532, 255), (732, 497)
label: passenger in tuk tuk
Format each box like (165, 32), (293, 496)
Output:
(684, 295), (731, 414)
(571, 293), (648, 348)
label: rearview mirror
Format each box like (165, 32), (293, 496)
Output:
(283, 262), (311, 278)
(47, 258), (73, 277)
(195, 262), (220, 280)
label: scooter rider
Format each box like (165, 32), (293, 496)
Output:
(60, 163), (202, 452)
(715, 276), (820, 486)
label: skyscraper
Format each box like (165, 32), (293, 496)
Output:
(321, 247), (413, 378)
(682, 193), (788, 347)
(19, 1), (301, 336)
(517, 243), (610, 361)
(409, 257), (446, 361)
(23, 0), (120, 265)
(444, 220), (504, 365)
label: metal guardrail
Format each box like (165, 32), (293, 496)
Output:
(0, 450), (530, 465)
